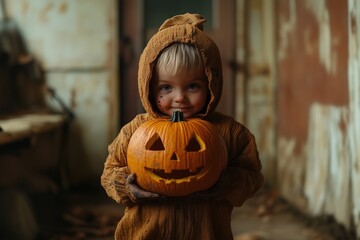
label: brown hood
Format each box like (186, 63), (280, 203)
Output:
(138, 13), (223, 118)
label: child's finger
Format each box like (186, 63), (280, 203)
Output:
(126, 173), (136, 184)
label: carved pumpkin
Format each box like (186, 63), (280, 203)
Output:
(127, 111), (228, 197)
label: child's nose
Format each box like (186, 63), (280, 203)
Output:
(174, 91), (186, 102)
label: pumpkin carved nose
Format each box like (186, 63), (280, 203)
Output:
(170, 152), (178, 161)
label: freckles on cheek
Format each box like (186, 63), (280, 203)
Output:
(157, 95), (164, 109)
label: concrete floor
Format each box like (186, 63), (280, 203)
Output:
(26, 186), (350, 240)
(231, 189), (338, 240)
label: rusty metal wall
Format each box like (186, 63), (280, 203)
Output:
(237, 0), (277, 184)
(348, 0), (360, 236)
(4, 0), (118, 184)
(276, 0), (360, 236)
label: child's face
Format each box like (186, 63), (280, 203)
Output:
(151, 66), (208, 119)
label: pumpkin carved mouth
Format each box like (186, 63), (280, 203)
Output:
(145, 166), (204, 180)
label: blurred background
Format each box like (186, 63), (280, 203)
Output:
(0, 0), (359, 239)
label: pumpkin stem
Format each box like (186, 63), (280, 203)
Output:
(170, 110), (185, 122)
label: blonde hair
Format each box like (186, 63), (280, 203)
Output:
(155, 43), (203, 75)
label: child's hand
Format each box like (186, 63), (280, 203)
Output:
(126, 173), (163, 201)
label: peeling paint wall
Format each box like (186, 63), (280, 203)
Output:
(304, 104), (350, 226)
(276, 0), (360, 236)
(240, 0), (277, 184)
(4, 0), (118, 184)
(348, 0), (360, 236)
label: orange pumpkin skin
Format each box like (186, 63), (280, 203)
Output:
(127, 111), (228, 197)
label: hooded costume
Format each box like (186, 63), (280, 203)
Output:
(101, 13), (264, 240)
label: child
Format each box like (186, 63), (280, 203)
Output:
(101, 13), (264, 240)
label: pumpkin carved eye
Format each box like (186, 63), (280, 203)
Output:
(185, 134), (205, 152)
(146, 133), (165, 151)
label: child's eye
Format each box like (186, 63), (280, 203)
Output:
(160, 85), (172, 91)
(187, 83), (200, 90)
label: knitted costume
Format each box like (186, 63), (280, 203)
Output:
(101, 13), (264, 240)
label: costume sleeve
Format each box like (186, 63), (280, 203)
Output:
(100, 115), (147, 206)
(217, 118), (264, 207)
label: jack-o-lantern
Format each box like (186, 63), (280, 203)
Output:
(127, 111), (228, 197)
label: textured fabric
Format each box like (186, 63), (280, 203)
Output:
(101, 13), (264, 240)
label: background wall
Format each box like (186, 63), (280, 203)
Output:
(275, 0), (359, 236)
(3, 0), (119, 185)
(239, 0), (360, 237)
